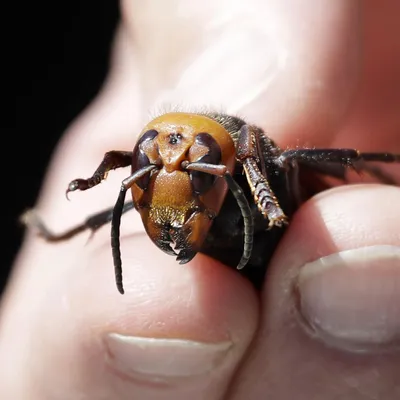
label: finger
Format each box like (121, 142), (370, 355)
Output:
(228, 184), (400, 399)
(123, 0), (362, 146)
(1, 221), (258, 399)
(335, 0), (400, 149)
(1, 19), (260, 400)
(1, 28), (260, 397)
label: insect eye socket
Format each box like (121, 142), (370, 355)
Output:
(132, 129), (159, 190)
(190, 132), (222, 195)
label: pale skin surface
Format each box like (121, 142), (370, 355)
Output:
(1, 1), (400, 399)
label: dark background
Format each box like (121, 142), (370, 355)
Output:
(7, 2), (120, 294)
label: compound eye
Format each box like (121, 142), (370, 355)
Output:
(190, 132), (222, 195)
(132, 129), (159, 190)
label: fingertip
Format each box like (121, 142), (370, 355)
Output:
(20, 233), (259, 399)
(263, 184), (400, 323)
(228, 184), (400, 399)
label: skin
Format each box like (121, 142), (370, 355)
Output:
(1, 1), (400, 399)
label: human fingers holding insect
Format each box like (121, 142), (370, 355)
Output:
(2, 1), (400, 399)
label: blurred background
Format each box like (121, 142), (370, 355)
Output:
(7, 2), (120, 294)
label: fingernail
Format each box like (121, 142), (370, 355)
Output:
(296, 245), (400, 353)
(105, 333), (233, 382)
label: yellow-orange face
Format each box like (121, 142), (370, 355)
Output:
(130, 112), (236, 262)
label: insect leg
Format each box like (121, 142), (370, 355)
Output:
(279, 149), (400, 184)
(67, 151), (133, 196)
(21, 202), (135, 241)
(237, 125), (288, 227)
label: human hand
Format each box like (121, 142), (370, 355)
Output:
(2, 1), (400, 399)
